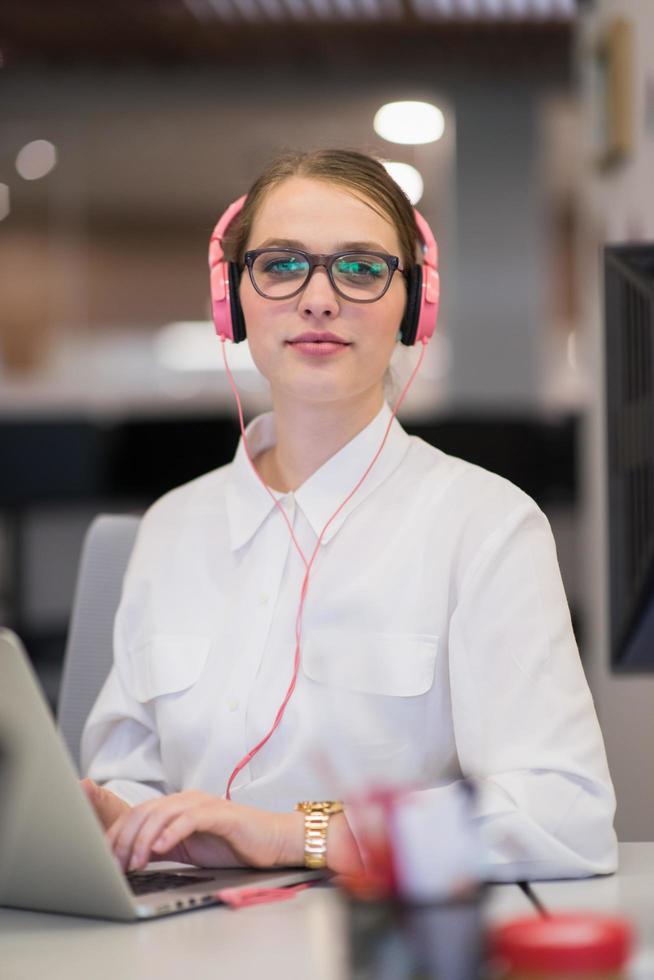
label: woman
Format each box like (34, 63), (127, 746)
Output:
(81, 149), (617, 882)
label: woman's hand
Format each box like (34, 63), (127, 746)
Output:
(81, 777), (131, 831)
(104, 791), (364, 876)
(105, 791), (303, 872)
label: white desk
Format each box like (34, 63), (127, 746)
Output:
(528, 843), (654, 979)
(0, 883), (531, 980)
(4, 846), (652, 980)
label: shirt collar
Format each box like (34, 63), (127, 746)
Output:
(225, 402), (411, 552)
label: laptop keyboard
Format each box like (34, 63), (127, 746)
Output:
(126, 870), (216, 896)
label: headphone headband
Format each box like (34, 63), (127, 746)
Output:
(210, 195), (247, 256)
(414, 210), (438, 270)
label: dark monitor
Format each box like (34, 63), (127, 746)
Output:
(605, 244), (654, 671)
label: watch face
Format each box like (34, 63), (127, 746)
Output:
(297, 801), (343, 814)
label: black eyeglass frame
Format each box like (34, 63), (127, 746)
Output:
(243, 247), (403, 304)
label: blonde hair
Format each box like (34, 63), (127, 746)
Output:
(222, 148), (420, 272)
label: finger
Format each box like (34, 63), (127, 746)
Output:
(129, 792), (218, 868)
(81, 779), (115, 829)
(108, 800), (164, 871)
(150, 810), (207, 858)
(150, 803), (231, 858)
(111, 793), (207, 871)
(127, 802), (198, 871)
(106, 793), (169, 849)
(80, 777), (100, 808)
(81, 779), (130, 831)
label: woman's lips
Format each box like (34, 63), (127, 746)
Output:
(286, 335), (351, 357)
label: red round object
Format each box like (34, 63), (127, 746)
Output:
(488, 914), (633, 973)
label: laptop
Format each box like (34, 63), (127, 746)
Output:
(0, 629), (322, 921)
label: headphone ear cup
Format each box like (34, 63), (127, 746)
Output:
(228, 262), (247, 343)
(400, 266), (422, 346)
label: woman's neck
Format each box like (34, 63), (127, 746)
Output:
(256, 389), (385, 493)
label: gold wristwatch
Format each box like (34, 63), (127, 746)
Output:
(295, 800), (344, 869)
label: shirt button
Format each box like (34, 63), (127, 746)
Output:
(227, 698), (239, 712)
(259, 592), (269, 605)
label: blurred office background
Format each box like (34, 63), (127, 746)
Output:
(0, 0), (652, 838)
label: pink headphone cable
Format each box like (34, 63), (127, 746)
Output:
(218, 334), (429, 799)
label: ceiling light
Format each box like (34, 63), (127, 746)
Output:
(15, 140), (57, 181)
(374, 101), (444, 145)
(382, 162), (424, 204)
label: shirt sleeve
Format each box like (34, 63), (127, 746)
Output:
(438, 498), (618, 881)
(80, 523), (168, 807)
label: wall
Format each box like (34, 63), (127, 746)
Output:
(578, 0), (654, 841)
(0, 52), (573, 408)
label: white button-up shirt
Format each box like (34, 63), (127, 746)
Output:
(81, 403), (618, 881)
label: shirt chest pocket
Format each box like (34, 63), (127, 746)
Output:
(126, 634), (211, 703)
(301, 630), (439, 778)
(123, 634), (212, 782)
(302, 629), (439, 697)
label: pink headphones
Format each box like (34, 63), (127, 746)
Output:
(209, 194), (440, 346)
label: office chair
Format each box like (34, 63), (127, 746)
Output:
(57, 514), (141, 772)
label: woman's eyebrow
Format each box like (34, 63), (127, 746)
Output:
(256, 237), (390, 252)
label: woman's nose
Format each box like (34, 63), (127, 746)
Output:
(298, 267), (340, 320)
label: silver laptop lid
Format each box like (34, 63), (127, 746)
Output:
(0, 629), (137, 920)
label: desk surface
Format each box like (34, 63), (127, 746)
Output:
(529, 842), (654, 979)
(0, 882), (530, 980)
(1, 845), (651, 980)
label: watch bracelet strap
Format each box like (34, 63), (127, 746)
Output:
(296, 802), (343, 869)
(304, 810), (331, 869)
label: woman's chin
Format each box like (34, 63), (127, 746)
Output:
(272, 375), (384, 409)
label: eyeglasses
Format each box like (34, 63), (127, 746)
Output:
(243, 248), (402, 303)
